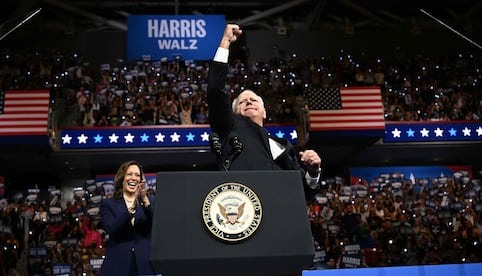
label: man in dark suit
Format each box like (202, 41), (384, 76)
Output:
(207, 24), (322, 191)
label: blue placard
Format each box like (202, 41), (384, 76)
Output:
(52, 263), (72, 276)
(127, 15), (226, 61)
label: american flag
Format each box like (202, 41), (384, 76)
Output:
(307, 87), (385, 131)
(0, 90), (50, 136)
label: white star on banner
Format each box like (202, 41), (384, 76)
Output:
(476, 126), (482, 136)
(109, 133), (119, 143)
(290, 130), (298, 140)
(170, 132), (180, 142)
(155, 132), (165, 142)
(200, 131), (210, 142)
(124, 133), (135, 143)
(62, 134), (72, 144)
(434, 127), (444, 137)
(77, 134), (88, 144)
(462, 127), (471, 136)
(391, 128), (401, 138)
(420, 128), (430, 137)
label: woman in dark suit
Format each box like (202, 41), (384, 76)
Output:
(99, 160), (155, 276)
(207, 24), (322, 190)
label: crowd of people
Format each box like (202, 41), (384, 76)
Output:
(0, 168), (481, 275)
(1, 25), (481, 275)
(0, 184), (108, 275)
(1, 42), (481, 133)
(308, 170), (482, 269)
(0, 165), (158, 275)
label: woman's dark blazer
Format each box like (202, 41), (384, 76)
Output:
(99, 196), (155, 276)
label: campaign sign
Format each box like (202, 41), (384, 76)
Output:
(90, 258), (104, 270)
(52, 264), (72, 276)
(29, 246), (47, 257)
(341, 244), (362, 268)
(128, 15), (226, 61)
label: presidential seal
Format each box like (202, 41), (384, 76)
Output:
(202, 182), (262, 242)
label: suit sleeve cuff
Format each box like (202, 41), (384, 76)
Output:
(213, 47), (229, 63)
(305, 171), (320, 189)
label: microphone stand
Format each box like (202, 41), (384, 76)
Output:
(223, 136), (243, 171)
(209, 133), (228, 171)
(209, 133), (243, 171)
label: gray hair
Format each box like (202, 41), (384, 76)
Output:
(231, 90), (265, 113)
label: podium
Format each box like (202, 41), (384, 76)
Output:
(150, 170), (314, 276)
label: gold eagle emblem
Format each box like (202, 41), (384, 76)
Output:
(218, 202), (245, 225)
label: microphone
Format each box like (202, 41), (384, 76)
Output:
(210, 132), (230, 171)
(209, 132), (223, 157)
(209, 133), (243, 171)
(230, 136), (243, 156)
(224, 135), (243, 170)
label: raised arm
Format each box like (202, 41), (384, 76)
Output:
(207, 24), (243, 136)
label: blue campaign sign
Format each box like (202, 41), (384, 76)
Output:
(127, 15), (226, 61)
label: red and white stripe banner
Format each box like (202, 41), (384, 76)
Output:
(0, 90), (50, 136)
(307, 87), (385, 131)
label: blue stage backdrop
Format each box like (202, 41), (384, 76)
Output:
(127, 15), (226, 61)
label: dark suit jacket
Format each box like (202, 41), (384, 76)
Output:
(207, 61), (307, 176)
(99, 196), (155, 276)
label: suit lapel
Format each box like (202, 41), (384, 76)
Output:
(258, 126), (273, 158)
(113, 198), (126, 215)
(269, 136), (298, 170)
(270, 136), (289, 160)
